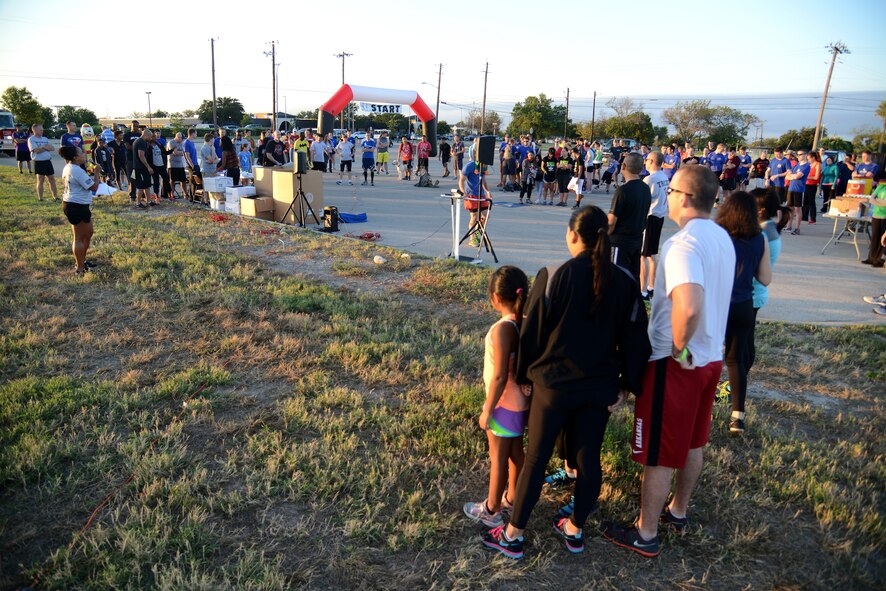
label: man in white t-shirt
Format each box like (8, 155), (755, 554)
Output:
(335, 135), (354, 185)
(309, 136), (327, 171)
(603, 165), (735, 558)
(640, 152), (670, 299)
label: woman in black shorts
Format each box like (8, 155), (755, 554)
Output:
(59, 146), (102, 274)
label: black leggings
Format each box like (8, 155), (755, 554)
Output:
(802, 185), (818, 222)
(725, 299), (756, 413)
(867, 217), (886, 266)
(820, 184), (834, 211)
(510, 386), (611, 530)
(519, 179), (534, 200)
(224, 167), (240, 186)
(746, 307), (760, 374)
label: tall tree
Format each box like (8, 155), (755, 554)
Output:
(662, 100), (713, 144)
(57, 105), (99, 128)
(296, 109), (318, 119)
(605, 96), (641, 118)
(508, 94), (570, 138)
(0, 85), (54, 128)
(707, 106), (758, 147)
(777, 127), (819, 150)
(195, 97), (245, 125)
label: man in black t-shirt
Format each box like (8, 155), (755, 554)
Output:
(263, 131), (285, 166)
(108, 130), (126, 188)
(123, 120), (143, 200)
(439, 140), (452, 177)
(132, 129), (154, 208)
(608, 152), (651, 283)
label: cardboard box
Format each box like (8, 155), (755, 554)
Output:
(204, 176), (234, 192)
(829, 197), (868, 218)
(226, 185), (257, 199)
(272, 169), (324, 225)
(240, 196), (274, 218)
(253, 166), (274, 196)
(209, 196), (225, 211)
(254, 211), (275, 221)
(225, 199), (241, 215)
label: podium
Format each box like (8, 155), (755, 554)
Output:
(441, 192), (498, 263)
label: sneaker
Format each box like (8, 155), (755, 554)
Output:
(641, 291), (649, 301)
(469, 235), (481, 248)
(136, 203), (147, 209)
(808, 220), (816, 225)
(481, 525), (524, 559)
(348, 181), (354, 185)
(336, 180), (342, 185)
(874, 304), (886, 316)
(862, 294), (886, 305)
(361, 181), (368, 186)
(660, 505), (690, 533)
(646, 289), (654, 300)
(500, 492), (514, 515)
(371, 182), (374, 186)
(148, 201), (157, 207)
(83, 261), (98, 270)
(552, 517), (584, 553)
(534, 199), (541, 204)
(729, 418), (745, 433)
(544, 468), (577, 490)
(463, 500), (504, 528)
(601, 522), (660, 558)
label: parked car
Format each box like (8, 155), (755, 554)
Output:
(352, 131), (367, 140)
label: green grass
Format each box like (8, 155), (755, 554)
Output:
(0, 169), (883, 590)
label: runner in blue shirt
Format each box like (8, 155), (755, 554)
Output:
(60, 121), (83, 149)
(768, 147), (792, 202)
(785, 149), (810, 235)
(360, 137), (376, 186)
(854, 151), (880, 180)
(737, 146), (752, 189)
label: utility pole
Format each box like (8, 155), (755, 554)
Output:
(334, 52), (352, 130)
(812, 42), (849, 151)
(145, 91), (152, 128)
(435, 63), (443, 122)
(480, 61), (488, 134)
(564, 88), (570, 140)
(590, 91), (596, 141)
(210, 39), (218, 129)
(271, 41), (277, 131)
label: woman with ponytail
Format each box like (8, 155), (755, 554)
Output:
(463, 266), (531, 531)
(481, 205), (651, 559)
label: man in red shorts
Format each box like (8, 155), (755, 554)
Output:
(603, 165), (735, 557)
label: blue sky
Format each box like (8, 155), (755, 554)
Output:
(0, 0), (883, 136)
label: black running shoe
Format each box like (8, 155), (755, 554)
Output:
(660, 505), (690, 533)
(83, 261), (98, 270)
(556, 496), (575, 519)
(552, 517), (584, 553)
(481, 525), (524, 559)
(729, 418), (745, 433)
(601, 522), (660, 557)
(544, 468), (576, 490)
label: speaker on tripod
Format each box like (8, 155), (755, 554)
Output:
(477, 135), (495, 165)
(295, 150), (309, 174)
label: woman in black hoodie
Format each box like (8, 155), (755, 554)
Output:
(482, 205), (650, 559)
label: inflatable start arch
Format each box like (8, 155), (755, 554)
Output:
(317, 84), (437, 156)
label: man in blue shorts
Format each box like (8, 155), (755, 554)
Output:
(737, 146), (752, 190)
(360, 135), (376, 186)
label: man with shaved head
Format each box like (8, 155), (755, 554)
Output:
(603, 165), (735, 558)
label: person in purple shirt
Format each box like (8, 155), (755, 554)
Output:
(853, 150), (880, 180)
(12, 123), (31, 173)
(60, 121), (83, 149)
(708, 144), (727, 176)
(784, 149), (810, 235)
(768, 147), (792, 204)
(662, 146), (679, 180)
(737, 147), (752, 189)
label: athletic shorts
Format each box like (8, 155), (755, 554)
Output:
(377, 152), (389, 164)
(641, 215), (665, 257)
(489, 406), (528, 438)
(720, 176), (736, 191)
(632, 357), (722, 469)
(362, 158), (375, 170)
(464, 194), (491, 212)
(63, 201), (92, 225)
(418, 157), (429, 169)
(543, 173), (557, 184)
(340, 160), (352, 172)
(441, 156), (450, 164)
(503, 160), (516, 175)
(133, 169), (152, 190)
(594, 162), (602, 170)
(787, 190), (804, 207)
(601, 171), (613, 184)
(313, 161), (326, 171)
(456, 156), (463, 170)
(35, 159), (54, 176)
(16, 150), (31, 162)
(170, 167), (187, 182)
(402, 159), (413, 169)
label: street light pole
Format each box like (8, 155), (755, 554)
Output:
(210, 38), (218, 129)
(334, 52), (352, 130)
(435, 63), (442, 122)
(146, 91), (152, 128)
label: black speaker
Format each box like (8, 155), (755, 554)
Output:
(323, 206), (339, 232)
(295, 150), (309, 174)
(477, 135), (495, 165)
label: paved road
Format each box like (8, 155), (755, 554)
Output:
(4, 149), (883, 326)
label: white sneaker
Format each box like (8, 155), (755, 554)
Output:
(463, 500), (504, 527)
(863, 294), (886, 305)
(348, 181), (353, 185)
(873, 304), (886, 316)
(336, 180), (342, 185)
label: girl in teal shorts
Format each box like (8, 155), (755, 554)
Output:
(463, 266), (531, 529)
